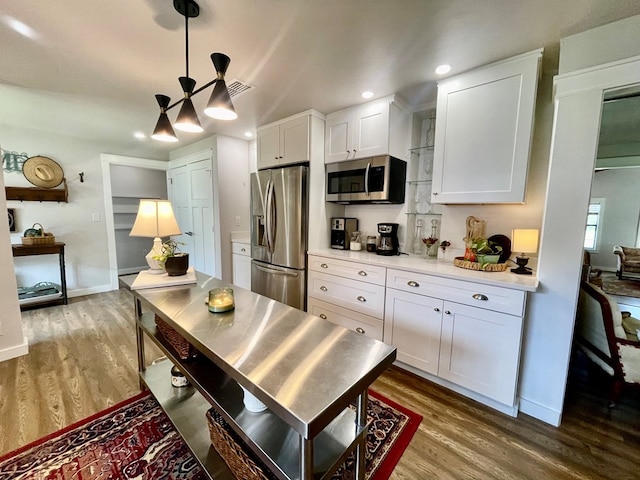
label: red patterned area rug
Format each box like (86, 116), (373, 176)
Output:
(0, 390), (421, 480)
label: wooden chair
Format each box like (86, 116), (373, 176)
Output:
(574, 281), (640, 407)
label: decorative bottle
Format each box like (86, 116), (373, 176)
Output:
(413, 219), (423, 255)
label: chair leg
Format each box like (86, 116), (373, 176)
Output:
(608, 379), (625, 408)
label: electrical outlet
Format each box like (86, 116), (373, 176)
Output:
(91, 213), (100, 222)
(235, 216), (240, 226)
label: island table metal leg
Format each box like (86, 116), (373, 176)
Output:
(355, 389), (369, 480)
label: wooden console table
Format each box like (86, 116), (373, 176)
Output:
(12, 242), (68, 309)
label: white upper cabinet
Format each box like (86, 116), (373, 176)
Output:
(257, 114), (311, 169)
(431, 49), (543, 204)
(325, 95), (409, 163)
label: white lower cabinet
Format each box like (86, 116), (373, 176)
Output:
(383, 288), (443, 374)
(232, 242), (251, 289)
(384, 268), (525, 409)
(307, 256), (528, 412)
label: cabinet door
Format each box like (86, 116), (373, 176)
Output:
(279, 116), (310, 165)
(431, 49), (542, 204)
(384, 288), (443, 375)
(232, 253), (252, 290)
(352, 101), (389, 159)
(438, 301), (523, 405)
(257, 124), (280, 169)
(325, 109), (354, 163)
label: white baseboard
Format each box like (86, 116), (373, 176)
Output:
(68, 284), (115, 298)
(0, 336), (29, 362)
(518, 397), (561, 426)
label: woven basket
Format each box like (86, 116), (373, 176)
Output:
(453, 256), (508, 272)
(21, 222), (55, 245)
(206, 408), (277, 480)
(155, 315), (200, 360)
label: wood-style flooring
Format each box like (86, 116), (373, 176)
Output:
(1, 288), (639, 479)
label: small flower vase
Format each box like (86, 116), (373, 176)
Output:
(424, 244), (438, 257)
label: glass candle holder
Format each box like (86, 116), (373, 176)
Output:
(208, 287), (235, 313)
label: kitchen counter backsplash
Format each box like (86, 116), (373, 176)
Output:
(307, 248), (538, 292)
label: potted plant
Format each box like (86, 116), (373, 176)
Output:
(471, 237), (503, 264)
(154, 240), (189, 276)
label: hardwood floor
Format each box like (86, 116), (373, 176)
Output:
(1, 289), (639, 479)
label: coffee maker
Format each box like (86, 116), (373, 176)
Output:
(377, 223), (399, 256)
(331, 217), (358, 250)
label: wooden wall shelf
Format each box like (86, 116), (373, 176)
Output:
(5, 179), (68, 203)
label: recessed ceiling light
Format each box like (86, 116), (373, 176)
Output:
(361, 91), (374, 99)
(435, 64), (451, 75)
(2, 15), (39, 40)
(244, 131), (253, 138)
(134, 132), (146, 139)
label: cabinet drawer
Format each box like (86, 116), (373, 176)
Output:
(232, 242), (250, 256)
(307, 297), (383, 341)
(308, 255), (386, 286)
(308, 271), (385, 319)
(386, 268), (525, 316)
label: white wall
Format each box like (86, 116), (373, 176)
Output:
(589, 168), (640, 271)
(0, 167), (27, 362)
(2, 124), (145, 296)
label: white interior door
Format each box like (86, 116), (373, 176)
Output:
(169, 149), (220, 278)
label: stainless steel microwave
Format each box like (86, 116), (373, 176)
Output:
(325, 155), (406, 204)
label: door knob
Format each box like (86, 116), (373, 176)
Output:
(185, 231), (193, 236)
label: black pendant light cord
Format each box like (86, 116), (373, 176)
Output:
(184, 3), (189, 80)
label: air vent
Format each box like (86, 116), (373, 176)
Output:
(227, 80), (253, 98)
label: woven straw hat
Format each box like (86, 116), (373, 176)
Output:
(22, 156), (64, 188)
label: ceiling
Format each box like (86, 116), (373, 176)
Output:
(2, 1), (640, 160)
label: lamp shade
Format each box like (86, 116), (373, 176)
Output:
(512, 229), (539, 254)
(204, 79), (237, 120)
(130, 200), (182, 238)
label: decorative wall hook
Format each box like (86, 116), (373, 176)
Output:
(79, 172), (85, 183)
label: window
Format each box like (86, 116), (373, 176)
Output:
(584, 198), (605, 250)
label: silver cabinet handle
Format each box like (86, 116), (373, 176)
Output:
(355, 327), (365, 335)
(320, 286), (328, 292)
(240, 247), (246, 252)
(434, 307), (440, 312)
(358, 270), (367, 276)
(433, 192), (438, 195)
(407, 280), (419, 287)
(472, 294), (489, 301)
(357, 296), (366, 302)
(444, 310), (451, 315)
(185, 231), (193, 236)
(320, 263), (328, 269)
(319, 314), (327, 320)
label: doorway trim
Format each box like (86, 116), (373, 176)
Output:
(518, 54), (640, 426)
(101, 154), (169, 290)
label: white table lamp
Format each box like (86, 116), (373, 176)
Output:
(130, 199), (182, 274)
(511, 229), (539, 275)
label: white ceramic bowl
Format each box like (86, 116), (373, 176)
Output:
(241, 386), (268, 413)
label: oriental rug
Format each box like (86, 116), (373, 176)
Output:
(0, 390), (421, 480)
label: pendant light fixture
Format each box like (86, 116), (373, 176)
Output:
(152, 0), (236, 142)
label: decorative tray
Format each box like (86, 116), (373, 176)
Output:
(453, 256), (509, 272)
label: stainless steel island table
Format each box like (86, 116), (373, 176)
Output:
(121, 272), (397, 480)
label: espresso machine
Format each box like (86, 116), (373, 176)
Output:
(331, 217), (358, 250)
(377, 223), (399, 255)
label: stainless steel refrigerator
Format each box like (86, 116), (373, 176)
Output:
(250, 165), (308, 310)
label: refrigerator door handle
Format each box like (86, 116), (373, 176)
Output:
(264, 179), (274, 253)
(364, 162), (371, 196)
(254, 264), (299, 277)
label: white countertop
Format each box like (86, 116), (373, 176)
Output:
(308, 248), (539, 292)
